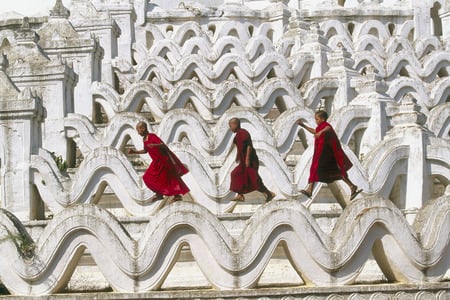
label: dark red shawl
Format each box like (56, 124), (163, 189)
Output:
(230, 128), (264, 194)
(142, 133), (189, 195)
(309, 122), (353, 183)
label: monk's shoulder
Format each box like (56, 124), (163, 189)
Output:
(325, 122), (337, 132)
(239, 128), (250, 135)
(237, 128), (251, 140)
(147, 133), (162, 143)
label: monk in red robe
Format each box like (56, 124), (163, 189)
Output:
(297, 111), (362, 200)
(129, 121), (189, 202)
(229, 118), (275, 202)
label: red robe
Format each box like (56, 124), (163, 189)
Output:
(142, 133), (189, 195)
(230, 128), (265, 194)
(309, 121), (353, 183)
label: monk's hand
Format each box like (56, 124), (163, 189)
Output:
(296, 119), (305, 127)
(128, 149), (135, 154)
(245, 158), (250, 167)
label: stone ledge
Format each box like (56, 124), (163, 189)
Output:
(0, 283), (448, 299)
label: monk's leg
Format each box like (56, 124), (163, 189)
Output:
(342, 177), (362, 200)
(300, 182), (315, 198)
(305, 182), (315, 194)
(231, 194), (245, 201)
(150, 193), (164, 202)
(258, 183), (275, 202)
(342, 176), (357, 191)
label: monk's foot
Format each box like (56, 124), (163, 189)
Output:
(300, 189), (312, 198)
(231, 194), (245, 202)
(150, 194), (164, 202)
(265, 191), (275, 202)
(350, 186), (362, 201)
(170, 195), (182, 203)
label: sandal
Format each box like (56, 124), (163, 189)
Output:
(231, 194), (245, 202)
(171, 195), (182, 203)
(350, 187), (362, 201)
(150, 194), (164, 202)
(300, 189), (312, 198)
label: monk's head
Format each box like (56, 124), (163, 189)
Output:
(314, 110), (328, 125)
(228, 117), (241, 133)
(136, 121), (148, 137)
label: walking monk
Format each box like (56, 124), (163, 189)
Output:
(129, 121), (189, 202)
(297, 111), (362, 200)
(229, 118), (275, 202)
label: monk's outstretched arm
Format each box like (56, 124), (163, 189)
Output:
(128, 148), (147, 154)
(296, 119), (315, 134)
(129, 142), (164, 154)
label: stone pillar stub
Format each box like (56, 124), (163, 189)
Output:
(8, 65), (77, 160)
(0, 70), (44, 220)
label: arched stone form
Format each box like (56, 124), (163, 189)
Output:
(0, 197), (448, 295)
(0, 0), (449, 296)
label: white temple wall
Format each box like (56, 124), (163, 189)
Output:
(0, 0), (448, 297)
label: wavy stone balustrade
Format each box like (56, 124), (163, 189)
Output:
(29, 104), (448, 215)
(1, 0), (450, 297)
(0, 195), (449, 295)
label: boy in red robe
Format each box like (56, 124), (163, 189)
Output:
(297, 111), (362, 200)
(129, 121), (190, 202)
(229, 118), (275, 202)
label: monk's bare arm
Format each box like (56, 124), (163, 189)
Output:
(129, 142), (164, 154)
(128, 148), (147, 154)
(314, 125), (331, 138)
(296, 119), (315, 134)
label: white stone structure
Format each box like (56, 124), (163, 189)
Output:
(0, 0), (449, 298)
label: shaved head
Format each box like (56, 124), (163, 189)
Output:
(137, 121), (148, 130)
(315, 110), (328, 121)
(228, 117), (241, 132)
(229, 117), (240, 126)
(136, 121), (149, 137)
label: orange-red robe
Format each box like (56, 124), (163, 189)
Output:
(230, 128), (266, 194)
(142, 133), (189, 195)
(309, 121), (353, 183)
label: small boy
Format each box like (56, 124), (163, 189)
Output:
(297, 111), (362, 200)
(129, 121), (189, 202)
(228, 117), (275, 202)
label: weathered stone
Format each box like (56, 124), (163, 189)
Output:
(0, 0), (449, 297)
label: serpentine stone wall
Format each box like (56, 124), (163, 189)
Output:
(0, 0), (449, 297)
